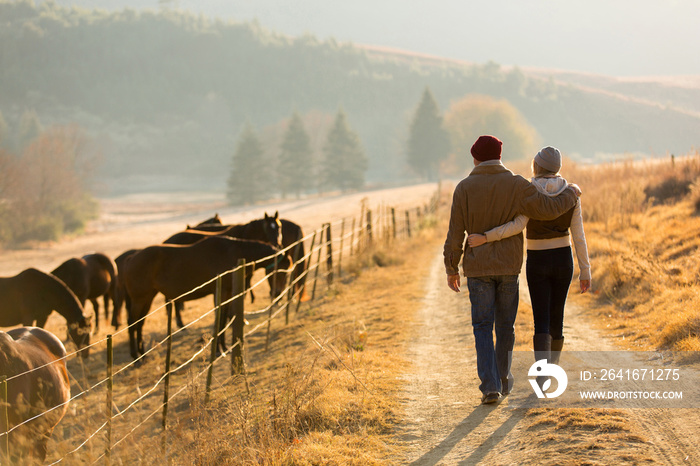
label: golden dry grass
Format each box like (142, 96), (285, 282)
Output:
(41, 207), (443, 465)
(560, 153), (700, 353)
(503, 154), (700, 465)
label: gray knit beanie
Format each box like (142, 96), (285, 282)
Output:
(534, 146), (562, 172)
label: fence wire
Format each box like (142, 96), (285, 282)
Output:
(1, 195), (439, 464)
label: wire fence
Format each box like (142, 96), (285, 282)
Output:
(0, 191), (440, 464)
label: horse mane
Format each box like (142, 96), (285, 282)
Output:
(0, 332), (22, 374)
(25, 268), (86, 324)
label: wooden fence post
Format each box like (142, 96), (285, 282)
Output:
(325, 222), (333, 284)
(311, 226), (324, 301)
(265, 250), (281, 351)
(349, 218), (356, 256)
(295, 231), (316, 315)
(366, 210), (373, 244)
(162, 304), (174, 422)
(391, 207), (397, 240)
(337, 219), (345, 278)
(161, 301), (174, 461)
(105, 334), (113, 465)
(285, 256), (294, 324)
(405, 210), (411, 238)
(1, 375), (9, 462)
(205, 275), (223, 404)
(231, 259), (246, 376)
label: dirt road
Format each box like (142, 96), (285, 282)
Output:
(396, 250), (700, 465)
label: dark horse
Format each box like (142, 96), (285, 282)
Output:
(181, 211), (311, 300)
(0, 327), (71, 463)
(167, 212), (283, 248)
(85, 216), (225, 331)
(51, 253), (117, 333)
(163, 213), (284, 319)
(122, 236), (290, 360)
(111, 248), (140, 329)
(0, 268), (91, 357)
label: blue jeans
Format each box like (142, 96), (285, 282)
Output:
(467, 275), (519, 394)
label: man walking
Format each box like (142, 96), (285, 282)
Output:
(443, 135), (578, 404)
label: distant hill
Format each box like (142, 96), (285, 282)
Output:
(1, 1), (698, 194)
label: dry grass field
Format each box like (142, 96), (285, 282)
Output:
(40, 216), (441, 465)
(561, 153), (700, 354)
(4, 155), (700, 464)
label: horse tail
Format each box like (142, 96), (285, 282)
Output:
(91, 253), (118, 299)
(112, 249), (139, 328)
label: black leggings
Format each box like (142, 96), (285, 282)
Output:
(526, 246), (574, 339)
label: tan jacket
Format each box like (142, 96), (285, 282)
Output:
(443, 161), (578, 277)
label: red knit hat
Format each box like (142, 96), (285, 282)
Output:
(471, 135), (503, 161)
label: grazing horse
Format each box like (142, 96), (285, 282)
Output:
(51, 253), (117, 333)
(0, 327), (71, 463)
(123, 236), (290, 360)
(165, 212), (284, 306)
(186, 212), (308, 301)
(0, 269), (91, 357)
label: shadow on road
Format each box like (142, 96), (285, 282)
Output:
(409, 402), (523, 466)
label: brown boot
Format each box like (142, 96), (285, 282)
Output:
(551, 337), (564, 365)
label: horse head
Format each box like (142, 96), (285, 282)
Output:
(68, 314), (91, 358)
(263, 211), (283, 248)
(189, 213), (223, 229)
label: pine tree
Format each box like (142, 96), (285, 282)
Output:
(227, 124), (268, 205)
(321, 110), (368, 192)
(278, 112), (313, 198)
(406, 87), (450, 181)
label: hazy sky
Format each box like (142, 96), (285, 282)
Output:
(56, 0), (700, 76)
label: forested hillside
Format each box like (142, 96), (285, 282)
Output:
(1, 0), (698, 194)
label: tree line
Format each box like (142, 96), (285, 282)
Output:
(227, 109), (367, 204)
(6, 0), (696, 194)
(226, 86), (539, 205)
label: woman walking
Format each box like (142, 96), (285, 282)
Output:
(467, 146), (591, 367)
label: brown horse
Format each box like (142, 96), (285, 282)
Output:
(187, 212), (308, 301)
(111, 248), (140, 330)
(185, 213), (306, 294)
(123, 236), (290, 360)
(51, 253), (116, 333)
(0, 268), (91, 357)
(0, 327), (71, 463)
(167, 212), (283, 248)
(165, 213), (284, 306)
